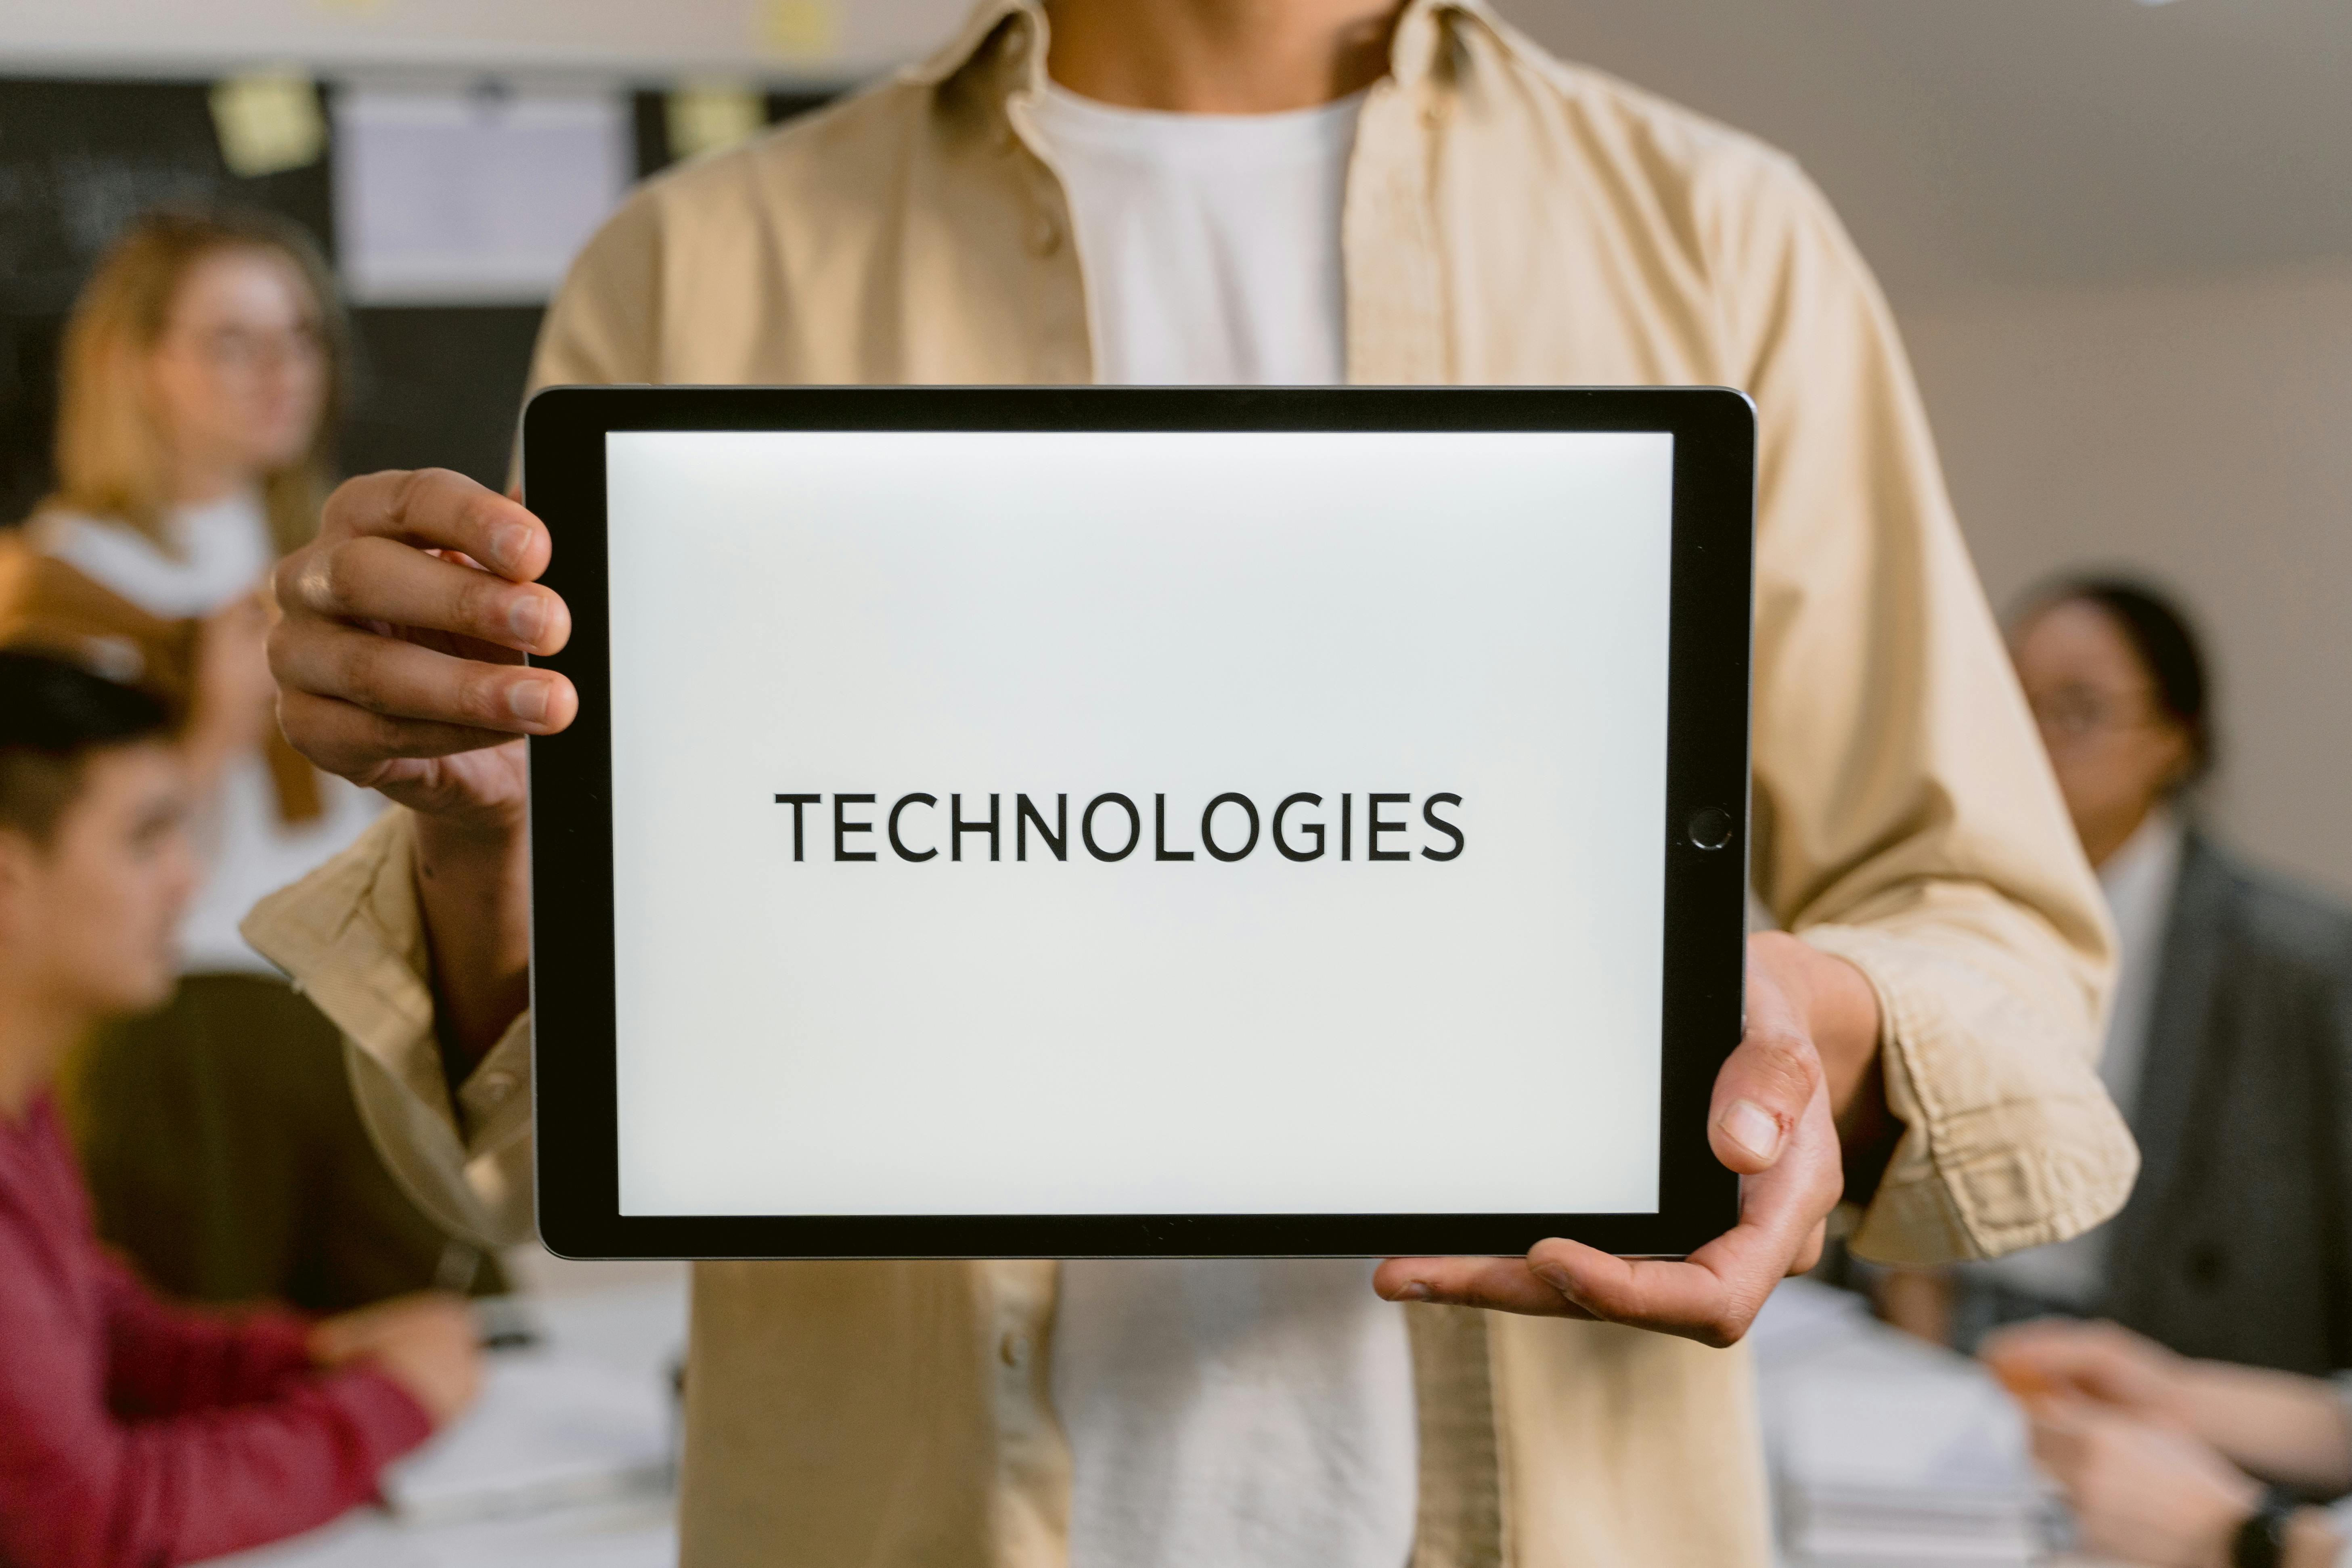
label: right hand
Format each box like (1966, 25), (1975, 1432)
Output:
(311, 1292), (484, 1427)
(1981, 1318), (2186, 1422)
(270, 469), (576, 832)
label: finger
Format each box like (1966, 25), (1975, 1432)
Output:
(321, 469), (551, 584)
(1525, 1076), (1842, 1343)
(281, 535), (571, 657)
(275, 622), (576, 737)
(1709, 992), (1822, 1176)
(278, 688), (538, 784)
(1374, 1256), (1594, 1317)
(1529, 1243), (1748, 1340)
(1789, 1216), (1827, 1277)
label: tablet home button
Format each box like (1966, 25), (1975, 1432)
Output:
(1687, 806), (1734, 851)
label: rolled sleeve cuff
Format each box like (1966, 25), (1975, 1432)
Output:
(1799, 920), (2139, 1266)
(241, 808), (536, 1249)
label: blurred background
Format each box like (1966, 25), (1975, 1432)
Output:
(4, 0), (2344, 898)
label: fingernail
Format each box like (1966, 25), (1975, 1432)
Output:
(490, 522), (530, 572)
(1531, 1262), (1575, 1297)
(506, 592), (545, 644)
(507, 680), (550, 723)
(1721, 1099), (1782, 1162)
(1391, 1281), (1431, 1302)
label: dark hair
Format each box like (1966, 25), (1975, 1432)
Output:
(0, 650), (173, 844)
(2026, 576), (2215, 782)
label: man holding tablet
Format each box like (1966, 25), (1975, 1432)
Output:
(252, 1), (2136, 1564)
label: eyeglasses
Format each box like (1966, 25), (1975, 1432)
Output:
(159, 321), (326, 375)
(2027, 683), (2165, 744)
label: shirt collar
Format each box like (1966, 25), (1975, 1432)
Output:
(900, 0), (1504, 98)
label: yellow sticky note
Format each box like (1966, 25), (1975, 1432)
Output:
(210, 72), (327, 179)
(667, 82), (767, 162)
(759, 0), (839, 60)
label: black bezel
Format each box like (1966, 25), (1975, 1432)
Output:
(523, 385), (1755, 1261)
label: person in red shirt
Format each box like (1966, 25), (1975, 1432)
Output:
(0, 649), (480, 1567)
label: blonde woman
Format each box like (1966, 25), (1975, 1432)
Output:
(0, 209), (498, 1309)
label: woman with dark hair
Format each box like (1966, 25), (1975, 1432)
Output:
(1893, 576), (2352, 1378)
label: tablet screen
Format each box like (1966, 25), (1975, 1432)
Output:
(600, 428), (1676, 1221)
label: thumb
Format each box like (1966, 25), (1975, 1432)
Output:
(1709, 995), (1821, 1176)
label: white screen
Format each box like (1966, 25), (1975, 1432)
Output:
(603, 429), (1674, 1217)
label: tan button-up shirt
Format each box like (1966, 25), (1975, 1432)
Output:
(246, 2), (2136, 1563)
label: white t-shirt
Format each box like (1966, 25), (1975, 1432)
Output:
(40, 493), (385, 975)
(1035, 81), (1359, 386)
(1028, 83), (1418, 1568)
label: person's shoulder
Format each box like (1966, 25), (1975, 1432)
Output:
(1464, 8), (1814, 212)
(542, 75), (930, 348)
(2193, 833), (2352, 975)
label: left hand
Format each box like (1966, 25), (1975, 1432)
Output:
(1372, 932), (1857, 1347)
(310, 1291), (485, 1428)
(2027, 1397), (2261, 1568)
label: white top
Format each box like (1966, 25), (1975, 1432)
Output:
(1029, 84), (1418, 1568)
(1973, 805), (2184, 1307)
(1032, 82), (1360, 385)
(39, 493), (385, 976)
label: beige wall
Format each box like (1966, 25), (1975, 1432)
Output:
(1899, 263), (2352, 898)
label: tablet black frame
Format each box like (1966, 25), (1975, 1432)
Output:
(523, 385), (1754, 1261)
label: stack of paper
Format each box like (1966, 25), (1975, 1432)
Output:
(1777, 1368), (2047, 1567)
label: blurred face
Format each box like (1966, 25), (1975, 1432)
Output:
(2011, 598), (2193, 868)
(145, 245), (327, 493)
(0, 744), (196, 1018)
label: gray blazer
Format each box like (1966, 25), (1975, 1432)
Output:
(2101, 830), (2352, 1374)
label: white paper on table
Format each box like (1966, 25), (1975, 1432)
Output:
(1779, 1368), (2047, 1565)
(331, 87), (630, 306)
(1748, 1275), (1873, 1368)
(380, 1350), (672, 1523)
(1783, 1369), (2031, 1493)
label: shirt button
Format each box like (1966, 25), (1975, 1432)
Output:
(999, 1330), (1031, 1368)
(1027, 217), (1062, 256)
(478, 1070), (517, 1102)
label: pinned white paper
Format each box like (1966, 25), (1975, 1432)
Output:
(331, 86), (629, 306)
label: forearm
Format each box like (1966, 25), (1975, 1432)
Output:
(2170, 1361), (2352, 1495)
(413, 812), (532, 1066)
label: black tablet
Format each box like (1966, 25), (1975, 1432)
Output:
(522, 386), (1754, 1261)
